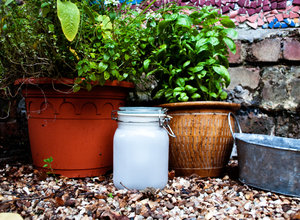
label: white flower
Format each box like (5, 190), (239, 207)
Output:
(104, 0), (120, 6)
(145, 11), (162, 20)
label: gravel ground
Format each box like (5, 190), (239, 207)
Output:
(0, 161), (299, 220)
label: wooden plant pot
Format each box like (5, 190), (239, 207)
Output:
(16, 78), (133, 178)
(160, 101), (240, 177)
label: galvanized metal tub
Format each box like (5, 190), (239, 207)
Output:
(228, 113), (300, 197)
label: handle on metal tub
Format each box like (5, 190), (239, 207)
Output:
(228, 112), (242, 139)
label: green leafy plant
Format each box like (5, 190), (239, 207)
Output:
(0, 0), (78, 93)
(0, 0), (153, 94)
(144, 5), (237, 102)
(73, 0), (156, 91)
(43, 156), (55, 176)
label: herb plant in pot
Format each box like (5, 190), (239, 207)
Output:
(144, 5), (240, 177)
(0, 0), (151, 177)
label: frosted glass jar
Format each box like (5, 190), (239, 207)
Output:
(112, 107), (174, 190)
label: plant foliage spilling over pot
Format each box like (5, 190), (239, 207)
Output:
(143, 5), (237, 102)
(0, 0), (153, 177)
(140, 4), (240, 177)
(0, 0), (153, 94)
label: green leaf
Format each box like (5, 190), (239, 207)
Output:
(224, 37), (236, 54)
(208, 37), (219, 46)
(195, 39), (207, 51)
(143, 59), (150, 71)
(89, 73), (97, 81)
(191, 93), (201, 100)
(188, 66), (203, 73)
(98, 62), (108, 73)
(212, 65), (230, 86)
(176, 15), (192, 28)
(197, 70), (207, 79)
(73, 85), (81, 92)
(153, 89), (164, 99)
(208, 92), (218, 98)
(220, 18), (235, 28)
(4, 0), (13, 6)
(97, 15), (112, 30)
(83, 5), (95, 24)
(108, 193), (114, 198)
(174, 87), (183, 92)
(57, 0), (80, 42)
(157, 20), (171, 35)
(183, 61), (191, 68)
(200, 85), (208, 93)
(125, 54), (130, 61)
(176, 78), (185, 87)
(86, 83), (92, 91)
(43, 164), (48, 168)
(42, 6), (50, 17)
(179, 92), (189, 102)
(103, 54), (110, 62)
(165, 89), (173, 98)
(220, 91), (228, 100)
(104, 71), (110, 80)
(185, 85), (197, 94)
(146, 69), (158, 77)
(223, 29), (238, 39)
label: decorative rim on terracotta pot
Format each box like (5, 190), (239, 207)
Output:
(18, 77), (134, 178)
(160, 101), (240, 111)
(14, 77), (134, 89)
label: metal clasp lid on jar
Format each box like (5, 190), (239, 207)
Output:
(111, 107), (176, 138)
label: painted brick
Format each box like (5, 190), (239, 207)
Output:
(250, 1), (256, 8)
(283, 38), (300, 61)
(263, 5), (271, 11)
(222, 6), (230, 13)
(256, 7), (262, 13)
(238, 8), (247, 14)
(228, 41), (243, 64)
(247, 8), (256, 16)
(293, 0), (300, 5)
(205, 1), (211, 6)
(229, 3), (235, 9)
(275, 14), (284, 21)
(263, 0), (270, 5)
(250, 39), (281, 62)
(290, 12), (299, 19)
(257, 0), (262, 6)
(238, 0), (245, 7)
(271, 2), (277, 9)
(277, 1), (286, 9)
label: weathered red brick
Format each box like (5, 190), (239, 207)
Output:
(250, 39), (281, 62)
(228, 41), (243, 64)
(283, 38), (300, 61)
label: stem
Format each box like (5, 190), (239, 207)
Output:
(127, 0), (158, 26)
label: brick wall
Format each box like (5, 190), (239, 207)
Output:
(172, 0), (300, 29)
(227, 28), (300, 138)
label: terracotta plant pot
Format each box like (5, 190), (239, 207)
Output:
(160, 101), (240, 177)
(15, 78), (134, 178)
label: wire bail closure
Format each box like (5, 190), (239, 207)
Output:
(159, 115), (176, 138)
(112, 107), (176, 138)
